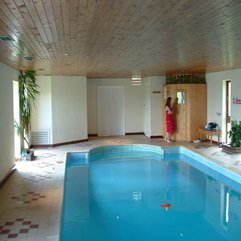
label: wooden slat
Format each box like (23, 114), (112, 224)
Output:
(1, 0), (241, 77)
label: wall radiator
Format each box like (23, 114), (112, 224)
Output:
(31, 130), (50, 145)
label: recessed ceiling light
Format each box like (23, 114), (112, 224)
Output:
(24, 56), (33, 61)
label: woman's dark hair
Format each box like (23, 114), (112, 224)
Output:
(165, 97), (172, 108)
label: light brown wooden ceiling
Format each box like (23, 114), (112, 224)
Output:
(1, 0), (241, 78)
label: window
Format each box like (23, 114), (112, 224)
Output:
(176, 91), (185, 104)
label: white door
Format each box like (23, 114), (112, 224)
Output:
(98, 86), (125, 136)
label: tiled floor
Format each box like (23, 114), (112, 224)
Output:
(0, 135), (241, 241)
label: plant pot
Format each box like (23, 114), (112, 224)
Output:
(22, 148), (35, 161)
(222, 143), (241, 153)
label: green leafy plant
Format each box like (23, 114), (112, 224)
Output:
(229, 120), (241, 147)
(18, 70), (40, 150)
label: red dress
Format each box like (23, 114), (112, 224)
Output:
(165, 106), (175, 133)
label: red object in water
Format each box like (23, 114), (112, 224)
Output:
(160, 203), (171, 208)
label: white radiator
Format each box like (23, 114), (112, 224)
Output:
(31, 130), (50, 145)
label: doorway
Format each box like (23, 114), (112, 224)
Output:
(13, 80), (21, 160)
(223, 80), (231, 143)
(97, 86), (125, 136)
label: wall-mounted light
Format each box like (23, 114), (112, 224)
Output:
(131, 76), (142, 85)
(132, 76), (141, 81)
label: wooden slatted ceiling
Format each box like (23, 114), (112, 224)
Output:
(0, 0), (241, 78)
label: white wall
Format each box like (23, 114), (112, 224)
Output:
(125, 80), (144, 133)
(87, 77), (165, 137)
(150, 76), (166, 136)
(143, 76), (166, 137)
(87, 78), (144, 134)
(206, 69), (241, 141)
(207, 69), (241, 121)
(51, 76), (87, 144)
(32, 76), (53, 143)
(0, 63), (18, 182)
(143, 78), (151, 137)
(32, 76), (88, 145)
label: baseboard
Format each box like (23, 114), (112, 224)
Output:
(150, 135), (164, 138)
(125, 132), (145, 135)
(89, 133), (145, 136)
(0, 165), (16, 189)
(52, 139), (89, 147)
(30, 144), (53, 148)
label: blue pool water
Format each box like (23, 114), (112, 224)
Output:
(61, 145), (241, 241)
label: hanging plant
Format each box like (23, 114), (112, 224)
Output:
(18, 70), (40, 150)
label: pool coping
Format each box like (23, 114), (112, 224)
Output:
(65, 144), (241, 188)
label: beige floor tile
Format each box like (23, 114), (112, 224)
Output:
(1, 136), (241, 240)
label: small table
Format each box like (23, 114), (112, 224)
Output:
(198, 128), (221, 143)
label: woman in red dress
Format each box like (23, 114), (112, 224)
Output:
(165, 97), (175, 142)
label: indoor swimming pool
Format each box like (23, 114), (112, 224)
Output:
(61, 145), (241, 241)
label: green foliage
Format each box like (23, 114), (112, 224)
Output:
(229, 121), (241, 147)
(14, 120), (30, 148)
(166, 73), (206, 84)
(18, 70), (40, 148)
(13, 120), (21, 136)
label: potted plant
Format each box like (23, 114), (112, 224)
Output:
(222, 120), (241, 153)
(229, 120), (241, 147)
(18, 70), (40, 160)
